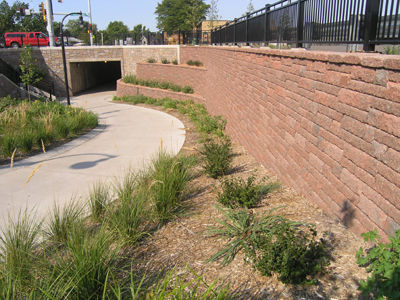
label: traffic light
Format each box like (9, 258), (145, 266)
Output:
(39, 2), (46, 21)
(19, 7), (25, 16)
(88, 23), (92, 34)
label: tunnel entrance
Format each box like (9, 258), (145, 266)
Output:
(69, 60), (121, 95)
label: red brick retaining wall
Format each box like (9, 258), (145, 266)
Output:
(136, 62), (207, 96)
(116, 79), (205, 104)
(127, 46), (400, 238)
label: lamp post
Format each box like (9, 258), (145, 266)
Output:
(60, 12), (83, 105)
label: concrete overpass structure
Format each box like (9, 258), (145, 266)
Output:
(0, 45), (179, 96)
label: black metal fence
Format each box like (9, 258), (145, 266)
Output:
(211, 0), (400, 51)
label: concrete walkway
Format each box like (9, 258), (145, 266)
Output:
(0, 89), (185, 228)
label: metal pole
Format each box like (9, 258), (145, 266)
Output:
(46, 0), (55, 47)
(101, 32), (104, 46)
(60, 12), (82, 105)
(88, 0), (93, 46)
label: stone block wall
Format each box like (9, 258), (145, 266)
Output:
(0, 46), (179, 96)
(177, 46), (400, 238)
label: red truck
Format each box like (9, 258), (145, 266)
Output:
(3, 32), (58, 48)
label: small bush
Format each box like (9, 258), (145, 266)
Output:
(208, 207), (329, 284)
(218, 175), (280, 208)
(182, 85), (194, 94)
(161, 58), (170, 64)
(200, 138), (233, 178)
(147, 58), (156, 63)
(172, 59), (178, 65)
(356, 229), (400, 299)
(187, 60), (203, 67)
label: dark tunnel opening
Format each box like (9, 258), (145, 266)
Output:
(69, 60), (121, 95)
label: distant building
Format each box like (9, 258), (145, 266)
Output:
(163, 20), (230, 45)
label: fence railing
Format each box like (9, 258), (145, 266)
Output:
(211, 0), (400, 51)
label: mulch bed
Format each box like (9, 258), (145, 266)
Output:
(118, 103), (370, 299)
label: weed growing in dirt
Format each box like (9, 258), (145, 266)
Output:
(356, 229), (400, 299)
(172, 59), (178, 65)
(147, 58), (156, 63)
(218, 175), (280, 208)
(200, 138), (233, 178)
(122, 75), (194, 94)
(161, 58), (170, 64)
(208, 206), (329, 284)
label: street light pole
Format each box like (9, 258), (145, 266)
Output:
(88, 0), (93, 46)
(60, 12), (83, 105)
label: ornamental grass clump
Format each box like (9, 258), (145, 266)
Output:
(0, 99), (98, 159)
(218, 175), (280, 208)
(208, 206), (329, 285)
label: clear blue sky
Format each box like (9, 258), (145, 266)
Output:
(6, 0), (275, 31)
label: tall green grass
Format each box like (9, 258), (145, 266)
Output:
(0, 98), (98, 159)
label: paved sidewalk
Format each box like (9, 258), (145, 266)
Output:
(0, 89), (185, 228)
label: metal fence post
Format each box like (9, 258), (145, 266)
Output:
(246, 13), (250, 45)
(264, 4), (270, 43)
(234, 18), (237, 45)
(363, 0), (381, 51)
(297, 0), (305, 48)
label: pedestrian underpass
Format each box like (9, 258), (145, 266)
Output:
(69, 60), (121, 95)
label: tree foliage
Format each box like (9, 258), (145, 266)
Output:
(207, 0), (220, 29)
(155, 0), (209, 34)
(19, 47), (43, 101)
(64, 19), (97, 44)
(0, 1), (47, 34)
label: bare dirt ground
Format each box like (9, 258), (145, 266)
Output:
(128, 104), (370, 300)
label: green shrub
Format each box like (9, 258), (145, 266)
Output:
(172, 59), (178, 65)
(208, 207), (328, 285)
(182, 85), (194, 94)
(200, 138), (233, 178)
(356, 229), (400, 299)
(147, 58), (156, 63)
(187, 60), (203, 67)
(19, 130), (34, 153)
(218, 175), (280, 208)
(253, 221), (328, 284)
(161, 58), (170, 64)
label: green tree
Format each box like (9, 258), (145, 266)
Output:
(19, 46), (43, 101)
(105, 21), (129, 44)
(207, 0), (220, 30)
(65, 19), (96, 44)
(131, 24), (151, 43)
(155, 0), (209, 34)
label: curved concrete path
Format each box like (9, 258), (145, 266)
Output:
(0, 89), (185, 228)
